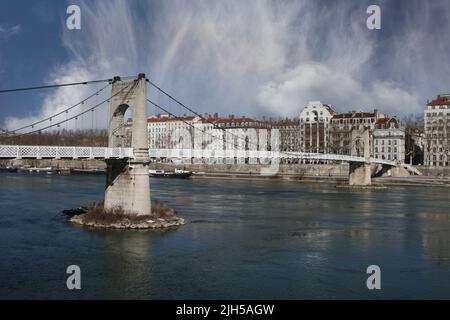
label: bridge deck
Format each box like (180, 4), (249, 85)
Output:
(0, 145), (133, 160)
(0, 145), (396, 166)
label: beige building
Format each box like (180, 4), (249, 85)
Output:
(373, 117), (405, 162)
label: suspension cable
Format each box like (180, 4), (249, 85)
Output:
(147, 99), (241, 150)
(146, 78), (262, 150)
(0, 78), (113, 94)
(1, 81), (136, 140)
(8, 83), (111, 134)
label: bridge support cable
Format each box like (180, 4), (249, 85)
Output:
(146, 79), (319, 159)
(4, 83), (111, 134)
(146, 78), (264, 151)
(0, 75), (138, 94)
(147, 99), (241, 150)
(0, 81), (136, 142)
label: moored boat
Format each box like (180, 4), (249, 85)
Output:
(149, 169), (192, 178)
(70, 168), (106, 175)
(0, 165), (18, 173)
(26, 166), (58, 174)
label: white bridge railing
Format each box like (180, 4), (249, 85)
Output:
(0, 145), (133, 159)
(0, 145), (397, 166)
(149, 148), (397, 166)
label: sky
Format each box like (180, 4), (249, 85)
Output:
(0, 0), (449, 131)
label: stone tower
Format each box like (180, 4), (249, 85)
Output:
(349, 127), (372, 186)
(104, 74), (151, 215)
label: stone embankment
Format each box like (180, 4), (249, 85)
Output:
(70, 214), (186, 230)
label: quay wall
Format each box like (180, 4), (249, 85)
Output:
(1, 159), (449, 177)
(1, 159), (106, 169)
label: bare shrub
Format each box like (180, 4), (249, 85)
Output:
(80, 201), (177, 225)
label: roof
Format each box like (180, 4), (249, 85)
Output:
(323, 104), (337, 115)
(215, 117), (258, 124)
(271, 119), (300, 126)
(146, 115), (195, 123)
(427, 95), (450, 106)
(375, 117), (399, 129)
(375, 118), (389, 125)
(333, 112), (377, 119)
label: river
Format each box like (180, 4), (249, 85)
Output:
(0, 173), (449, 299)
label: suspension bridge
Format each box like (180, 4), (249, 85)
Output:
(0, 73), (404, 215)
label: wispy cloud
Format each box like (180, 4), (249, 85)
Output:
(4, 0), (450, 131)
(0, 24), (22, 39)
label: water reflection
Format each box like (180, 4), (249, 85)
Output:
(421, 212), (450, 266)
(85, 229), (156, 299)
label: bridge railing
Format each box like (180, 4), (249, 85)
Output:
(0, 145), (133, 159)
(0, 145), (397, 166)
(148, 148), (396, 166)
(148, 148), (397, 166)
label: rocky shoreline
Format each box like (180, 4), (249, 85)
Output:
(70, 214), (186, 230)
(64, 202), (186, 230)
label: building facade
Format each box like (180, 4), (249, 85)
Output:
(299, 101), (335, 153)
(373, 117), (405, 162)
(424, 95), (450, 166)
(124, 104), (411, 165)
(405, 128), (424, 165)
(272, 119), (301, 152)
(330, 109), (387, 156)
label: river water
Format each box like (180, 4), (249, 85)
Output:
(0, 173), (449, 299)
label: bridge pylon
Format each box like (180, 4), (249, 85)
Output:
(348, 127), (372, 186)
(104, 74), (151, 216)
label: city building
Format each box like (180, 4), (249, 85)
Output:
(373, 117), (405, 162)
(272, 119), (301, 152)
(123, 103), (412, 165)
(424, 94), (450, 166)
(405, 128), (425, 165)
(330, 109), (387, 155)
(146, 114), (196, 149)
(299, 101), (335, 153)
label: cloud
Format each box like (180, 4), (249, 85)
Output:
(4, 0), (450, 131)
(0, 24), (22, 39)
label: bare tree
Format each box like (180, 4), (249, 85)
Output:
(0, 129), (108, 146)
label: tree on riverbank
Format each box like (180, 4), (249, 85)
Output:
(0, 129), (108, 146)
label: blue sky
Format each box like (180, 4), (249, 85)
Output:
(1, 0), (450, 131)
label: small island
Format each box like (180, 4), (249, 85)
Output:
(65, 201), (186, 230)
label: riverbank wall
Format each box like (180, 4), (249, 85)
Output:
(2, 159), (449, 185)
(2, 159), (449, 177)
(1, 159), (106, 169)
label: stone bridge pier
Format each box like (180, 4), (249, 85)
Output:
(348, 127), (372, 186)
(104, 74), (151, 216)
